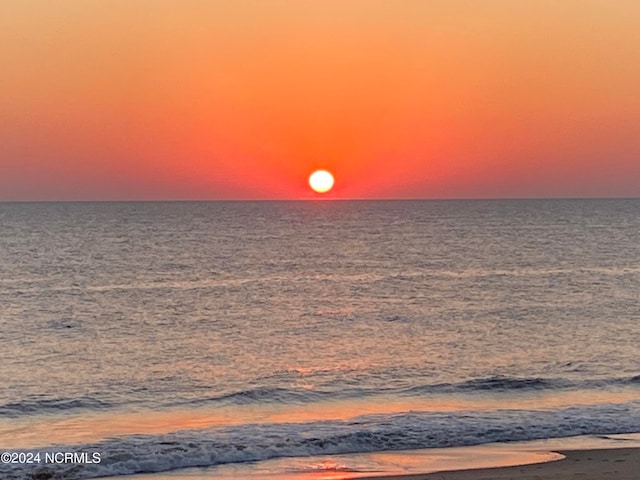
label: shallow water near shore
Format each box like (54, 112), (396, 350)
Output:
(1, 199), (639, 479)
(103, 433), (640, 480)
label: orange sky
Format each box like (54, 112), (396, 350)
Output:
(1, 1), (639, 200)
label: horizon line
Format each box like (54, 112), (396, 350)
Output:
(1, 196), (639, 204)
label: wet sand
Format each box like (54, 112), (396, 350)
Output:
(364, 447), (639, 480)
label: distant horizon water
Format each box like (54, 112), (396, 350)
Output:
(1, 199), (639, 479)
(2, 196), (640, 204)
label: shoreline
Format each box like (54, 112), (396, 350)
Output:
(101, 434), (640, 479)
(361, 447), (639, 480)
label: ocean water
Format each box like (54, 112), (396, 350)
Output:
(0, 199), (639, 479)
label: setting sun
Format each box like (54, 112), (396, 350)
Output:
(309, 170), (335, 194)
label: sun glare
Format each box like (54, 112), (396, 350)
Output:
(309, 170), (335, 194)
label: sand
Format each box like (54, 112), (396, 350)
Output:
(362, 447), (639, 480)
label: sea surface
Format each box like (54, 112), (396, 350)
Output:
(0, 199), (639, 479)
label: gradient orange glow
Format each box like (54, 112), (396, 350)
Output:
(1, 1), (639, 200)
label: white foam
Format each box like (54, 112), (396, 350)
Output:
(2, 401), (640, 479)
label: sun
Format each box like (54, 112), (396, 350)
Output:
(308, 170), (335, 194)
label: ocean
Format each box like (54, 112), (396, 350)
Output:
(1, 199), (639, 479)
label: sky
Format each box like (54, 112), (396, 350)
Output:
(1, 1), (639, 201)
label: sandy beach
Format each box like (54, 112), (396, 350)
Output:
(364, 448), (639, 480)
